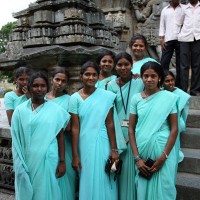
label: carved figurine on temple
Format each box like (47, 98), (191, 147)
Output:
(131, 0), (169, 58)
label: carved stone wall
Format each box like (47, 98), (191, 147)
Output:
(96, 0), (188, 57)
(0, 0), (120, 94)
(0, 130), (14, 190)
(7, 0), (119, 51)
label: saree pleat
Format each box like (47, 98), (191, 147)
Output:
(11, 100), (70, 200)
(173, 88), (190, 163)
(173, 87), (190, 133)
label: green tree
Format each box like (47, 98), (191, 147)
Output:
(0, 21), (16, 82)
(0, 21), (16, 53)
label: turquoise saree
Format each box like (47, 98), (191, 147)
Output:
(4, 91), (28, 110)
(173, 87), (190, 163)
(173, 87), (190, 133)
(95, 75), (116, 89)
(130, 91), (178, 200)
(69, 88), (117, 200)
(107, 78), (144, 200)
(11, 100), (70, 200)
(46, 94), (76, 200)
(131, 58), (157, 75)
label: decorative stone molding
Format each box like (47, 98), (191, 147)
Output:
(0, 137), (14, 190)
(6, 0), (118, 49)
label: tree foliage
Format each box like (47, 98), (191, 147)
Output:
(0, 71), (14, 83)
(0, 21), (16, 53)
(0, 21), (16, 82)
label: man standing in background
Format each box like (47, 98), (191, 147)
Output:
(159, 0), (184, 88)
(178, 0), (200, 96)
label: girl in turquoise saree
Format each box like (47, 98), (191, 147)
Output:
(163, 70), (191, 162)
(129, 34), (157, 76)
(4, 66), (31, 125)
(95, 51), (116, 89)
(107, 52), (144, 200)
(129, 61), (178, 200)
(45, 67), (76, 200)
(11, 71), (70, 200)
(69, 61), (119, 200)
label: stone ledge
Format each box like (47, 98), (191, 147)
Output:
(178, 148), (200, 174)
(189, 97), (200, 110)
(187, 110), (200, 128)
(176, 172), (200, 200)
(181, 128), (200, 149)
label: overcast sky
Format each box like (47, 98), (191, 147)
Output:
(0, 0), (34, 28)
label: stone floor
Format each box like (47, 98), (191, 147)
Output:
(0, 192), (14, 200)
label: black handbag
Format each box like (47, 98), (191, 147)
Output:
(139, 158), (155, 180)
(105, 158), (123, 181)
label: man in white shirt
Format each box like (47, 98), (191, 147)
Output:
(159, 0), (183, 88)
(178, 0), (200, 96)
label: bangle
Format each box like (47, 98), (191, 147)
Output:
(163, 151), (168, 159)
(134, 155), (141, 162)
(59, 160), (65, 163)
(111, 149), (118, 152)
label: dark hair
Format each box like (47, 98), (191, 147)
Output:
(51, 66), (70, 81)
(14, 66), (32, 79)
(96, 51), (115, 65)
(114, 52), (133, 66)
(141, 61), (164, 87)
(80, 61), (100, 75)
(129, 34), (148, 49)
(51, 66), (69, 94)
(28, 71), (49, 92)
(163, 70), (176, 80)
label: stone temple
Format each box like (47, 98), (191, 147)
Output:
(0, 1), (189, 93)
(0, 0), (122, 93)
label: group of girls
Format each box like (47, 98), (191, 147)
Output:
(4, 33), (190, 200)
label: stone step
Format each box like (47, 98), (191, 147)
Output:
(178, 148), (200, 174)
(187, 110), (200, 128)
(0, 189), (14, 200)
(176, 172), (200, 200)
(189, 96), (200, 110)
(181, 128), (200, 149)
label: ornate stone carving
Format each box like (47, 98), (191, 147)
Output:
(64, 8), (85, 20)
(1, 0), (118, 51)
(0, 138), (14, 190)
(0, 164), (14, 188)
(105, 11), (125, 27)
(21, 17), (30, 26)
(131, 0), (169, 58)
